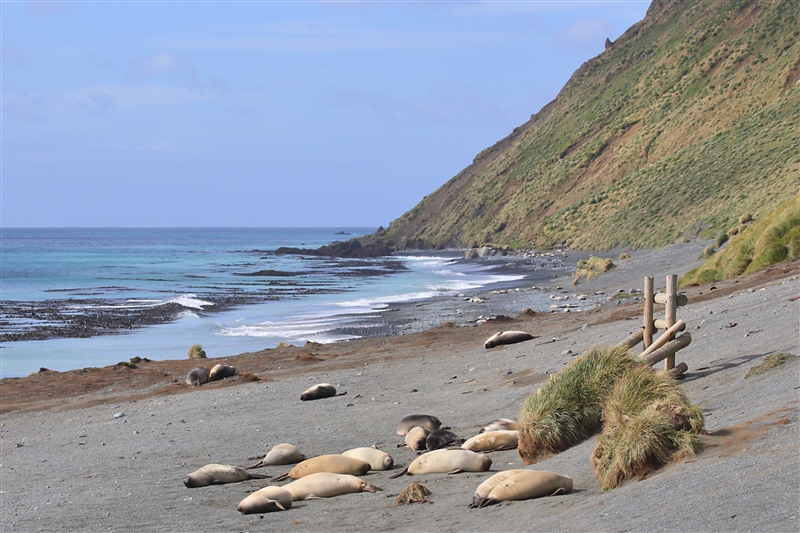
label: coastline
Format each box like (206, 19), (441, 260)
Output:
(1, 243), (797, 532)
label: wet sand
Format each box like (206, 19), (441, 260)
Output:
(1, 244), (798, 532)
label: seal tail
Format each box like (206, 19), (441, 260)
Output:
(363, 483), (383, 493)
(271, 472), (290, 482)
(335, 391), (348, 396)
(388, 466), (409, 479)
(248, 472), (270, 480)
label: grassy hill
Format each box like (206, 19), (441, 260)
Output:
(376, 0), (799, 252)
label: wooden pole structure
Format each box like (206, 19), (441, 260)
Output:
(644, 276), (654, 349)
(665, 362), (689, 379)
(665, 274), (678, 371)
(639, 333), (692, 367)
(640, 319), (686, 359)
(617, 329), (644, 349)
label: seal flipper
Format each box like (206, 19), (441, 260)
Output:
(446, 468), (464, 475)
(389, 466), (409, 479)
(271, 472), (290, 482)
(363, 483), (383, 493)
(247, 472), (270, 480)
(335, 391), (348, 396)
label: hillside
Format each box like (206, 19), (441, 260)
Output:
(377, 0), (799, 252)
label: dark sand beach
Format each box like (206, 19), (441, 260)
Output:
(1, 242), (798, 532)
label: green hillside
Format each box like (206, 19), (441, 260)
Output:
(377, 0), (799, 251)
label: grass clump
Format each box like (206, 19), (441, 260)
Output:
(680, 195), (800, 286)
(591, 364), (704, 490)
(716, 232), (728, 247)
(573, 256), (615, 285)
(745, 352), (797, 379)
(393, 482), (432, 505)
(517, 345), (638, 464)
(618, 253), (630, 260)
(188, 344), (207, 359)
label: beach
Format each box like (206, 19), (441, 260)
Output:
(1, 242), (798, 532)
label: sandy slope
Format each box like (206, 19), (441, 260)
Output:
(1, 248), (797, 533)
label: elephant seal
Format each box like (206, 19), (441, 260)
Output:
(300, 383), (345, 401)
(403, 426), (431, 451)
(462, 430), (519, 452)
(484, 331), (536, 349)
(282, 473), (382, 501)
(468, 469), (527, 507)
(389, 449), (492, 478)
(396, 414), (442, 436)
(272, 454), (370, 481)
(247, 443), (305, 469)
(185, 367), (210, 387)
(479, 418), (519, 433)
(468, 470), (572, 508)
(209, 363), (236, 381)
(183, 464), (268, 488)
(342, 447), (394, 471)
(238, 486), (293, 514)
(426, 429), (460, 451)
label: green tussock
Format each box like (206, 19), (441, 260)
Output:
(517, 345), (638, 464)
(574, 256), (615, 285)
(745, 352), (797, 378)
(591, 364), (704, 490)
(680, 195), (800, 286)
(187, 344), (207, 359)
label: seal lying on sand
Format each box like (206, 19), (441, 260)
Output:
(185, 367), (210, 387)
(238, 486), (293, 514)
(183, 464), (268, 488)
(403, 426), (431, 451)
(300, 383), (346, 401)
(282, 473), (382, 501)
(397, 414), (442, 436)
(479, 418), (519, 433)
(342, 447), (394, 470)
(209, 363), (236, 381)
(462, 430), (519, 452)
(484, 331), (536, 349)
(468, 470), (573, 508)
(390, 449), (492, 478)
(272, 454), (370, 481)
(426, 429), (460, 451)
(247, 443), (305, 469)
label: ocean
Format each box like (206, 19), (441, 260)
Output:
(1, 228), (558, 379)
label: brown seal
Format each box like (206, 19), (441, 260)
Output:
(396, 414), (442, 436)
(272, 454), (370, 481)
(484, 331), (536, 349)
(185, 367), (210, 387)
(282, 473), (382, 500)
(209, 363), (236, 381)
(390, 449), (492, 478)
(403, 426), (431, 451)
(426, 429), (460, 451)
(468, 470), (572, 508)
(182, 464), (268, 488)
(300, 383), (345, 401)
(247, 443), (305, 469)
(238, 486), (293, 514)
(462, 430), (519, 452)
(341, 447), (394, 470)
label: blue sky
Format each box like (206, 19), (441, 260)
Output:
(2, 1), (649, 228)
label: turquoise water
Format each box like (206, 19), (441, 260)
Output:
(1, 228), (528, 378)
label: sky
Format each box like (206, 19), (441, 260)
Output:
(2, 0), (650, 228)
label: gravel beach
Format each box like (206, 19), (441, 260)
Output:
(1, 243), (798, 533)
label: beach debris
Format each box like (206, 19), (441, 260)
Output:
(237, 371), (259, 382)
(484, 331), (536, 349)
(562, 349), (573, 356)
(113, 412), (125, 419)
(393, 482), (432, 505)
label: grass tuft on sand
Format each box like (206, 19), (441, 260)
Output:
(745, 352), (797, 379)
(591, 364), (704, 490)
(188, 344), (207, 359)
(517, 345), (637, 464)
(573, 257), (615, 285)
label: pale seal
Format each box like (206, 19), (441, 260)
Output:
(342, 447), (394, 471)
(479, 418), (519, 433)
(183, 464), (268, 488)
(185, 367), (210, 387)
(390, 448), (492, 478)
(272, 454), (370, 481)
(404, 426), (431, 451)
(484, 331), (535, 349)
(462, 430), (519, 452)
(247, 443), (305, 469)
(208, 363), (236, 381)
(238, 486), (293, 514)
(468, 470), (572, 508)
(396, 414), (442, 436)
(282, 472), (382, 501)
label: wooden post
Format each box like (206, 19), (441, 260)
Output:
(665, 362), (689, 379)
(665, 274), (677, 371)
(644, 276), (654, 350)
(639, 332), (692, 366)
(640, 319), (686, 359)
(617, 329), (644, 349)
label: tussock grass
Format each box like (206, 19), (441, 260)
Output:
(188, 344), (207, 359)
(393, 482), (431, 506)
(680, 195), (800, 286)
(745, 352), (797, 379)
(573, 256), (615, 285)
(517, 345), (637, 464)
(591, 365), (704, 490)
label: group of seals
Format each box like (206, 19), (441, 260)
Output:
(185, 363), (237, 387)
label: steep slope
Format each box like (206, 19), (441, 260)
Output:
(380, 0), (799, 251)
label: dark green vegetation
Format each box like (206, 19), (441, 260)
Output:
(680, 194), (800, 285)
(574, 256), (615, 285)
(591, 364), (704, 490)
(376, 0), (799, 252)
(188, 344), (207, 359)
